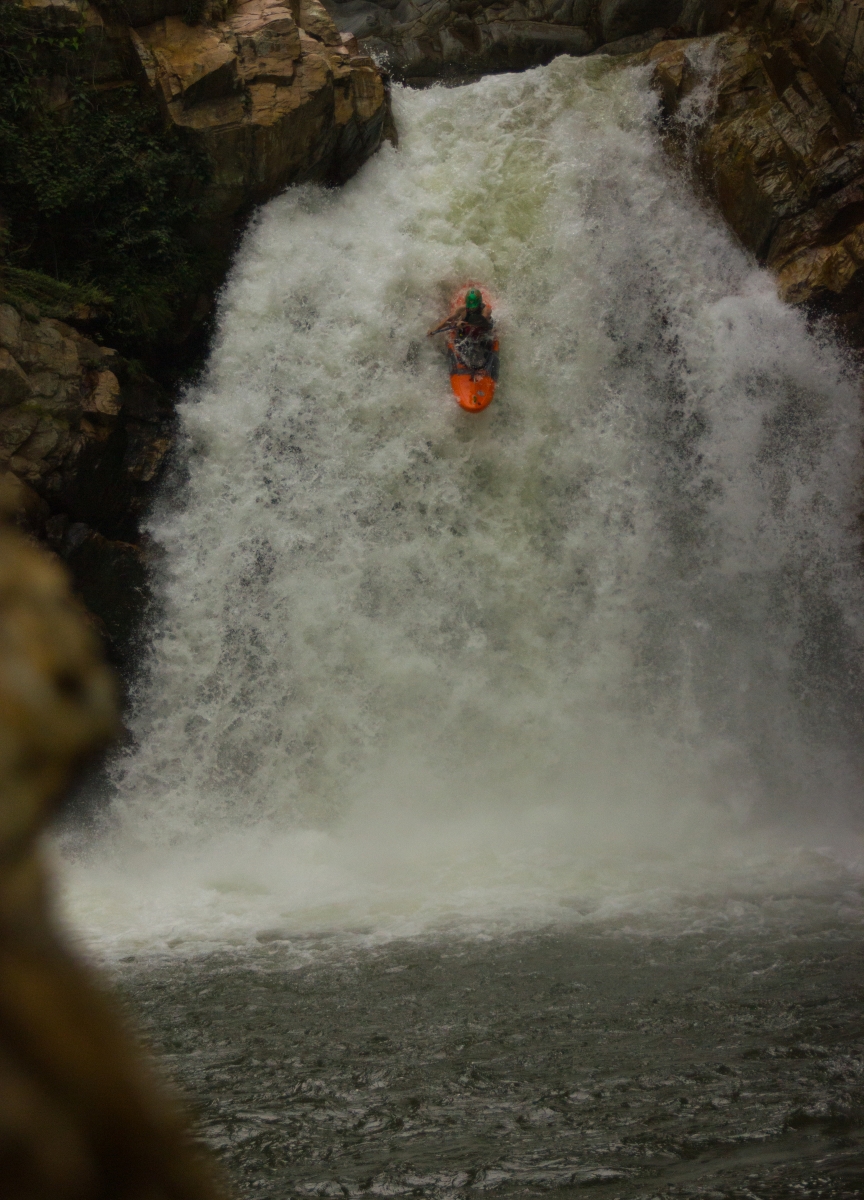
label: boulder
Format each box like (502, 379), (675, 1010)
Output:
(354, 0), (600, 76)
(0, 349), (32, 409)
(0, 487), (229, 1199)
(0, 306), (23, 359)
(132, 18), (240, 110)
(0, 408), (40, 461)
(83, 369), (122, 417)
(770, 179), (864, 339)
(17, 319), (81, 379)
(484, 19), (594, 57)
(0, 310), (175, 590)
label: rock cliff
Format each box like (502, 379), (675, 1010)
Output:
(322, 0), (727, 78)
(649, 0), (864, 347)
(0, 298), (166, 668)
(129, 0), (387, 221)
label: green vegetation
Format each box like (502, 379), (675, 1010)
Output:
(0, 2), (211, 352)
(0, 265), (111, 320)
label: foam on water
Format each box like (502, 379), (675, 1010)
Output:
(59, 55), (864, 958)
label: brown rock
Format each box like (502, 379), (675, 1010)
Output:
(299, 0), (343, 44)
(649, 20), (864, 341)
(232, 0), (303, 82)
(0, 350), (32, 410)
(0, 484), (117, 856)
(27, 371), (63, 399)
(0, 409), (40, 461)
(125, 430), (173, 482)
(132, 17), (239, 112)
(0, 307), (22, 359)
(17, 321), (81, 379)
(132, 0), (388, 218)
(331, 0), (715, 77)
(13, 420), (61, 470)
(83, 370), (122, 417)
(0, 484), (227, 1199)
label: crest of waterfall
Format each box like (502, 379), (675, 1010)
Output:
(62, 56), (864, 956)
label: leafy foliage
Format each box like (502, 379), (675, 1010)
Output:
(0, 2), (211, 350)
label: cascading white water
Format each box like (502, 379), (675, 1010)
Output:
(60, 55), (864, 958)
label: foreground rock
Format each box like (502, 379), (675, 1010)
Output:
(322, 0), (726, 78)
(649, 0), (864, 345)
(0, 485), (225, 1199)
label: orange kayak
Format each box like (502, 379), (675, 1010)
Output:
(448, 343), (499, 413)
(445, 284), (499, 413)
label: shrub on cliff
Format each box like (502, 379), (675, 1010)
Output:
(0, 2), (210, 353)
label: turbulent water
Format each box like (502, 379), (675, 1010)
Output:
(59, 53), (864, 1198)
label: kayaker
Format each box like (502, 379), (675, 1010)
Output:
(427, 288), (494, 337)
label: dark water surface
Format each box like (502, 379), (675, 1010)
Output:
(115, 911), (864, 1200)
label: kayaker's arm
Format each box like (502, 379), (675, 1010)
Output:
(428, 306), (467, 336)
(428, 303), (494, 336)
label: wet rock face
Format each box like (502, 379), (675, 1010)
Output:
(0, 305), (172, 671)
(651, 0), (864, 345)
(322, 0), (725, 77)
(131, 0), (387, 213)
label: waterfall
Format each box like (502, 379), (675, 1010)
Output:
(61, 56), (864, 958)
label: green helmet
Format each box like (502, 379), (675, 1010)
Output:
(465, 288), (483, 311)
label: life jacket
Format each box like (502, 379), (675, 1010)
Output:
(460, 310), (493, 334)
(448, 327), (499, 374)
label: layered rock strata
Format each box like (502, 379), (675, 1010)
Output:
(323, 0), (726, 78)
(0, 486), (225, 1199)
(649, 0), (864, 345)
(0, 302), (169, 670)
(130, 0), (388, 219)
